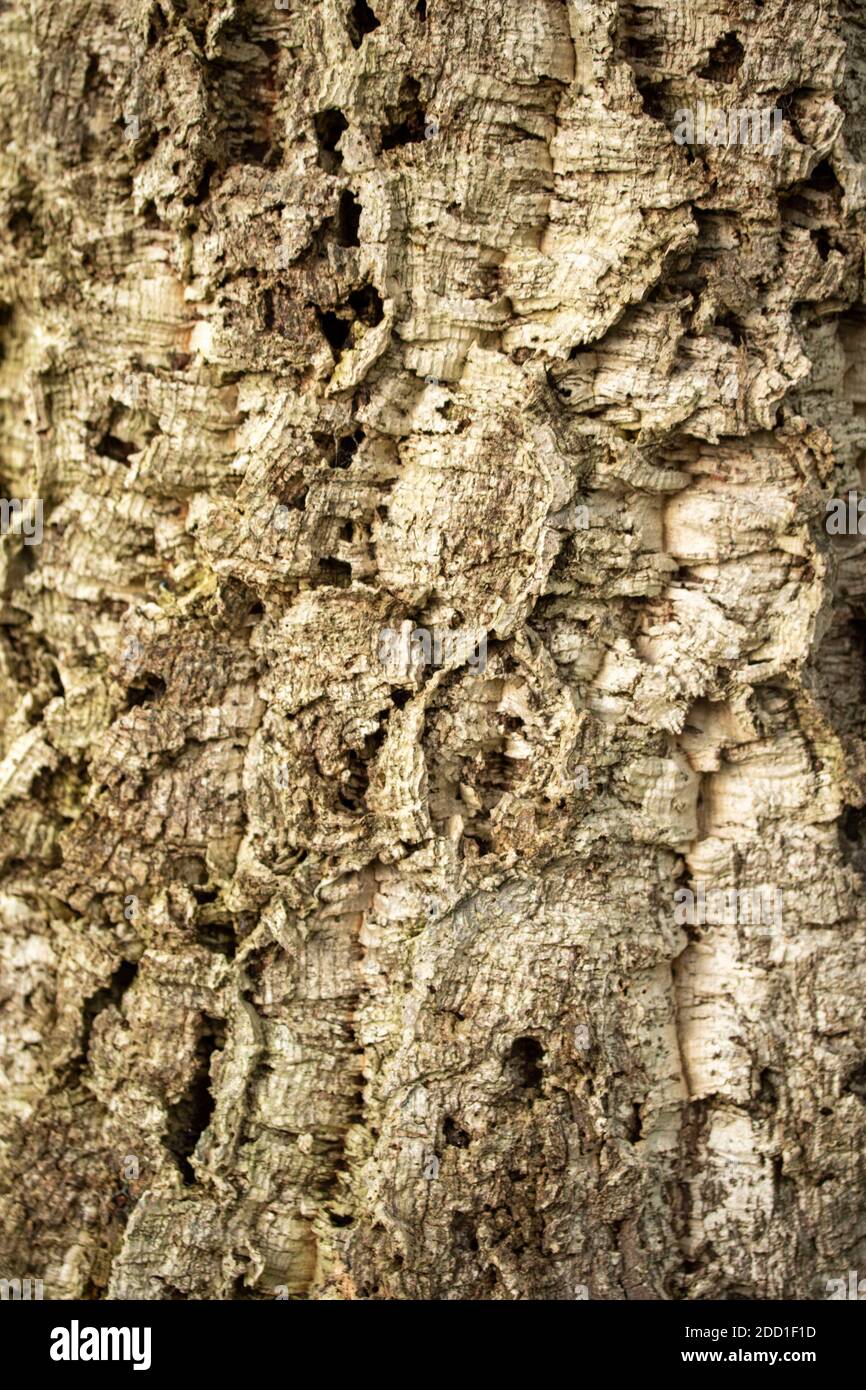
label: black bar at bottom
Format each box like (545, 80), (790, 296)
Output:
(1, 1296), (860, 1377)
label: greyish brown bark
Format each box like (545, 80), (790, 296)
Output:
(1, 0), (866, 1302)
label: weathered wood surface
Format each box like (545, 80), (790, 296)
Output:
(1, 0), (866, 1300)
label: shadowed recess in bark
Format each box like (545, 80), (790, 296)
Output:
(314, 108), (349, 171)
(698, 31), (745, 83)
(381, 77), (427, 149)
(66, 960), (138, 1085)
(346, 0), (380, 49)
(164, 1015), (226, 1187)
(505, 1037), (545, 1094)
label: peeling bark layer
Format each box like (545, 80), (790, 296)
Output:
(1, 0), (866, 1301)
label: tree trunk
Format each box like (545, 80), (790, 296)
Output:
(1, 0), (865, 1302)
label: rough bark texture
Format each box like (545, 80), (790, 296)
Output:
(1, 0), (866, 1302)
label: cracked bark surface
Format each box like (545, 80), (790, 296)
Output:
(1, 0), (866, 1301)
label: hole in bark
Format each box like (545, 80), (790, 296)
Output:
(147, 7), (167, 44)
(839, 804), (866, 845)
(164, 1013), (225, 1186)
(451, 1212), (479, 1252)
(279, 482), (308, 510)
(812, 227), (832, 261)
(844, 1061), (866, 1102)
(312, 430), (336, 463)
(444, 1116), (470, 1147)
(779, 161), (842, 245)
(806, 159), (841, 193)
(335, 189), (362, 246)
(840, 805), (866, 865)
(391, 689), (411, 709)
(314, 108), (348, 172)
(348, 282), (384, 325)
(196, 922), (237, 958)
(242, 135), (273, 164)
(626, 1102), (643, 1142)
(506, 1036), (544, 1092)
(318, 556), (353, 588)
(779, 89), (812, 145)
(69, 959), (138, 1082)
(184, 160), (217, 207)
(416, 0), (427, 18)
(464, 830), (494, 857)
(715, 310), (744, 346)
(338, 746), (369, 807)
(9, 204), (45, 255)
(97, 433), (137, 463)
(634, 78), (669, 121)
(125, 673), (167, 707)
(175, 855), (208, 886)
(381, 75), (427, 149)
(335, 429), (364, 468)
(757, 1067), (779, 1109)
(347, 0), (380, 49)
(850, 617), (866, 657)
(84, 53), (101, 93)
(316, 309), (352, 353)
(699, 31), (744, 84)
